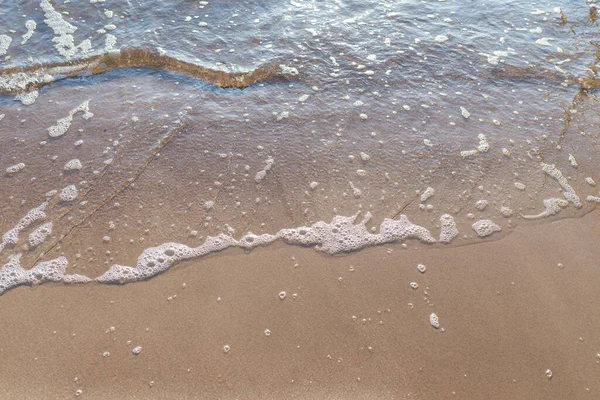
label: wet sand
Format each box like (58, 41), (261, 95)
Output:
(1, 209), (598, 399)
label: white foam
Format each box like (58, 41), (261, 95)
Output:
(522, 198), (568, 219)
(430, 313), (440, 329)
(420, 187), (435, 203)
(15, 90), (39, 105)
(568, 154), (578, 168)
(0, 255), (67, 295)
(6, 163), (25, 174)
(500, 206), (514, 217)
(438, 214), (458, 243)
(460, 106), (471, 119)
(64, 159), (82, 171)
(586, 195), (600, 204)
(21, 20), (37, 45)
(0, 35), (11, 56)
(48, 100), (93, 138)
(0, 202), (47, 252)
(279, 65), (299, 75)
(477, 134), (490, 153)
(475, 200), (488, 210)
(59, 184), (79, 202)
(541, 163), (581, 208)
(28, 222), (52, 248)
(472, 219), (501, 237)
(97, 212), (437, 284)
(40, 0), (93, 60)
(255, 156), (274, 183)
(585, 177), (596, 187)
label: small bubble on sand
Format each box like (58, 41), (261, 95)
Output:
(430, 313), (440, 329)
(223, 345), (230, 353)
(132, 346), (142, 355)
(460, 107), (471, 119)
(6, 163), (25, 174)
(417, 264), (427, 273)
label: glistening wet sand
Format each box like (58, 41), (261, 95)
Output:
(1, 210), (598, 399)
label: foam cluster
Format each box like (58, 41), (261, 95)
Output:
(28, 222), (53, 248)
(255, 156), (274, 183)
(96, 236), (239, 283)
(420, 187), (435, 203)
(0, 255), (90, 295)
(0, 35), (11, 56)
(6, 163), (25, 174)
(97, 213), (438, 284)
(460, 134), (490, 158)
(472, 219), (501, 237)
(59, 184), (79, 202)
(21, 20), (36, 45)
(0, 202), (48, 252)
(521, 198), (568, 220)
(541, 163), (581, 208)
(15, 90), (39, 105)
(438, 214), (458, 243)
(48, 100), (93, 138)
(40, 0), (92, 60)
(64, 159), (82, 171)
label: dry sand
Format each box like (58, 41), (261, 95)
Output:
(0, 210), (598, 399)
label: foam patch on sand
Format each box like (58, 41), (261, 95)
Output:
(97, 212), (439, 284)
(0, 255), (90, 295)
(0, 202), (48, 253)
(48, 100), (93, 137)
(541, 163), (581, 208)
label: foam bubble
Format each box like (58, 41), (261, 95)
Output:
(522, 198), (568, 219)
(585, 177), (596, 187)
(420, 187), (435, 203)
(500, 206), (514, 217)
(475, 200), (488, 210)
(587, 195), (600, 204)
(541, 163), (581, 208)
(96, 212), (437, 285)
(48, 100), (93, 138)
(15, 90), (39, 105)
(279, 65), (299, 75)
(438, 214), (458, 243)
(132, 346), (142, 355)
(417, 264), (427, 273)
(28, 222), (52, 248)
(40, 0), (93, 60)
(59, 184), (79, 202)
(430, 313), (440, 329)
(6, 163), (25, 174)
(460, 106), (471, 119)
(472, 219), (501, 237)
(568, 154), (578, 168)
(0, 255), (68, 295)
(0, 35), (11, 56)
(64, 159), (82, 171)
(21, 20), (36, 45)
(477, 134), (490, 153)
(0, 202), (47, 252)
(255, 156), (274, 183)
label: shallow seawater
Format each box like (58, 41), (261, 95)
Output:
(1, 0), (600, 398)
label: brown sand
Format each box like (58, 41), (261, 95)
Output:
(0, 209), (599, 399)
